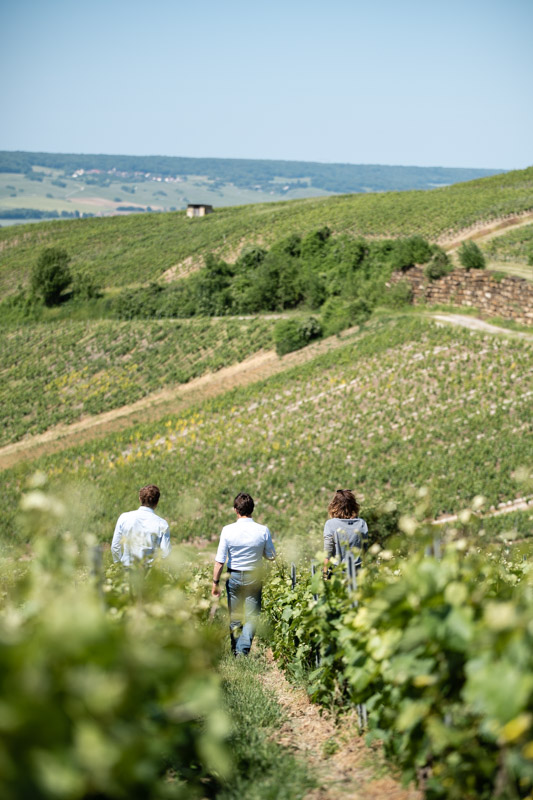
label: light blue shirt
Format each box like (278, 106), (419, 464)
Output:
(111, 506), (171, 566)
(215, 516), (276, 571)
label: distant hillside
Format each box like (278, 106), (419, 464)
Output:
(0, 166), (531, 297)
(0, 151), (504, 224)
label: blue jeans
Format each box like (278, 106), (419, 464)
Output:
(226, 571), (262, 656)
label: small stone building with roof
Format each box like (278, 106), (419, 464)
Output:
(186, 204), (214, 218)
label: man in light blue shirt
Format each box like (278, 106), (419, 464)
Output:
(111, 484), (171, 566)
(212, 492), (275, 656)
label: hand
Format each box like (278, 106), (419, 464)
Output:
(211, 583), (221, 598)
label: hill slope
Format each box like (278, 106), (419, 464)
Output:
(2, 317), (532, 546)
(1, 166), (531, 296)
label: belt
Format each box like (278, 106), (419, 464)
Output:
(228, 568), (253, 573)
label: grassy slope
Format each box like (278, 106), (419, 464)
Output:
(0, 317), (276, 446)
(1, 167), (532, 296)
(481, 223), (533, 263)
(3, 317), (532, 546)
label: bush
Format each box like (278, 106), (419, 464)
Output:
(381, 280), (413, 308)
(71, 273), (102, 301)
(321, 297), (371, 336)
(458, 240), (486, 270)
(0, 484), (230, 799)
(391, 236), (433, 271)
(273, 316), (322, 356)
(31, 248), (72, 306)
(425, 250), (452, 280)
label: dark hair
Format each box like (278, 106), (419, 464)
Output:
(234, 492), (254, 517)
(139, 484), (160, 507)
(328, 489), (360, 520)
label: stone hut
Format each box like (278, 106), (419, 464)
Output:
(186, 204), (214, 218)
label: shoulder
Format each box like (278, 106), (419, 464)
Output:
(155, 513), (169, 531)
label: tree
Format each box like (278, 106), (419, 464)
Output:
(458, 240), (486, 270)
(31, 248), (72, 306)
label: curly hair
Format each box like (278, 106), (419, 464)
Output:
(139, 484), (160, 508)
(327, 489), (360, 519)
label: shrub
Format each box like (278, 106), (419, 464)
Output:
(321, 297), (371, 336)
(71, 273), (102, 301)
(31, 248), (72, 306)
(391, 236), (433, 271)
(425, 250), (452, 280)
(459, 240), (486, 270)
(0, 484), (230, 799)
(273, 316), (322, 355)
(381, 279), (413, 308)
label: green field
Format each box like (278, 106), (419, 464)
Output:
(3, 316), (532, 547)
(1, 166), (532, 297)
(0, 317), (276, 446)
(0, 167), (334, 225)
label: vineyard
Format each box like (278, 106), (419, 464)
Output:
(2, 167), (533, 799)
(481, 225), (533, 264)
(2, 317), (532, 547)
(0, 317), (275, 445)
(263, 526), (533, 799)
(0, 166), (532, 297)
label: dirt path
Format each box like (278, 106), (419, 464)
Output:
(3, 309), (531, 471)
(0, 326), (362, 471)
(428, 312), (533, 340)
(259, 650), (420, 800)
(438, 211), (533, 251)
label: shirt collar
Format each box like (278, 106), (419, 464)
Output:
(138, 505), (155, 514)
(236, 516), (253, 522)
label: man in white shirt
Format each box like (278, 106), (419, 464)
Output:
(212, 492), (276, 656)
(111, 484), (171, 566)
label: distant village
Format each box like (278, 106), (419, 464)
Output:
(71, 167), (185, 183)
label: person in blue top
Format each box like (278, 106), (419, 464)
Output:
(212, 492), (276, 656)
(323, 489), (368, 570)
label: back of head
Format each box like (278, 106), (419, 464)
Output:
(139, 484), (160, 508)
(234, 492), (254, 517)
(328, 489), (359, 519)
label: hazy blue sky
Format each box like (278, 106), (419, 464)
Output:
(1, 0), (531, 169)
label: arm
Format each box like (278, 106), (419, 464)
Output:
(159, 523), (171, 559)
(111, 516), (124, 563)
(212, 531), (228, 597)
(323, 521), (335, 575)
(263, 528), (276, 561)
(212, 561), (224, 597)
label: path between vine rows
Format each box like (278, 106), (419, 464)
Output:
(2, 313), (533, 471)
(259, 649), (421, 800)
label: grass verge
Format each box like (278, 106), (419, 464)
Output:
(214, 650), (316, 800)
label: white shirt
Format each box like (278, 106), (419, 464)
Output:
(111, 506), (171, 566)
(215, 516), (276, 571)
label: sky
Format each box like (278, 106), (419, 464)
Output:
(1, 0), (532, 170)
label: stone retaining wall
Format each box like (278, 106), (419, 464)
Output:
(389, 267), (533, 326)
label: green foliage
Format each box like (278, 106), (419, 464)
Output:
(381, 279), (413, 308)
(425, 250), (452, 280)
(0, 483), (230, 799)
(263, 525), (533, 800)
(391, 236), (434, 271)
(459, 240), (486, 270)
(273, 316), (322, 356)
(0, 317), (276, 445)
(481, 225), (533, 265)
(31, 247), (72, 306)
(1, 167), (531, 299)
(320, 297), (371, 336)
(2, 318), (532, 549)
